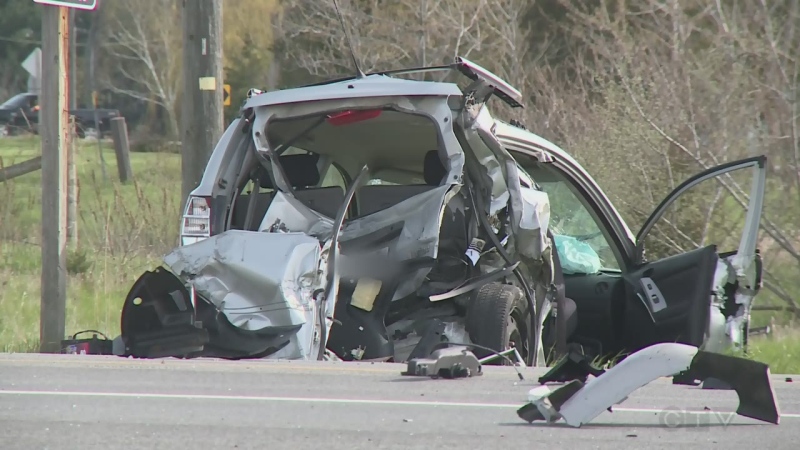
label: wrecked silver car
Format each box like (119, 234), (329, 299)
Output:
(119, 58), (552, 364)
(116, 57), (767, 368)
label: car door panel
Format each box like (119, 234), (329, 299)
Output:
(622, 245), (718, 353)
(563, 272), (624, 356)
(624, 156), (767, 351)
(634, 156), (766, 265)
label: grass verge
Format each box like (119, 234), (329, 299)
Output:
(0, 135), (180, 351)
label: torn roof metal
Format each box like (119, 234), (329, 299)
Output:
(242, 74), (463, 109)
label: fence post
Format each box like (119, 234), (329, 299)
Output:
(110, 116), (132, 183)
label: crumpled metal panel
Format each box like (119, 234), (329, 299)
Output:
(709, 252), (760, 352)
(247, 94), (464, 304)
(258, 192), (334, 238)
(516, 186), (552, 261)
(163, 230), (326, 341)
(261, 185), (456, 301)
(468, 104), (551, 261)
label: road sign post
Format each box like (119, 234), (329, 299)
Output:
(36, 0), (97, 353)
(223, 84), (231, 106)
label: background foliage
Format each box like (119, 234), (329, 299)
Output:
(0, 0), (798, 361)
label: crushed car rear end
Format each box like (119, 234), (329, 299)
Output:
(115, 68), (555, 364)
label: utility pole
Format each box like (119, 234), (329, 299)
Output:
(181, 0), (224, 206)
(39, 5), (70, 353)
(35, 0), (98, 353)
(67, 8), (78, 246)
(68, 8), (76, 111)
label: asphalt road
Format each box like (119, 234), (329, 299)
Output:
(0, 353), (798, 449)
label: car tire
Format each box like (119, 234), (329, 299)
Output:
(465, 282), (530, 365)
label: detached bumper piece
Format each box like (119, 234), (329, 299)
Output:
(119, 267), (209, 358)
(517, 343), (781, 427)
(402, 347), (482, 379)
(120, 266), (297, 360)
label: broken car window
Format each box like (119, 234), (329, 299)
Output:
(518, 163), (621, 273)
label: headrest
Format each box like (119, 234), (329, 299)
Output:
(257, 153), (321, 189)
(423, 150), (446, 186)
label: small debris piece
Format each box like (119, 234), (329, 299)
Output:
(786, 377), (793, 383)
(626, 434), (637, 438)
(403, 419), (413, 423)
(538, 350), (606, 384)
(402, 347), (482, 379)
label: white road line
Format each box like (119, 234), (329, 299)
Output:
(0, 390), (516, 408)
(1, 389), (799, 419)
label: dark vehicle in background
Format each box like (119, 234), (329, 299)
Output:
(0, 92), (120, 138)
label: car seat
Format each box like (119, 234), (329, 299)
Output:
(230, 154), (345, 229)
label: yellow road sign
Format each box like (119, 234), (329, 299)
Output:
(223, 84), (231, 106)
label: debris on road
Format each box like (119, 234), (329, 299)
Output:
(538, 350), (606, 384)
(517, 343), (781, 427)
(401, 347), (482, 379)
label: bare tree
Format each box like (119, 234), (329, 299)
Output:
(273, 0), (800, 313)
(273, 0), (538, 97)
(100, 0), (183, 138)
(522, 0), (800, 313)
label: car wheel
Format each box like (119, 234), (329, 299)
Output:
(465, 282), (530, 366)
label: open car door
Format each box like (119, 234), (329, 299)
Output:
(621, 156), (767, 353)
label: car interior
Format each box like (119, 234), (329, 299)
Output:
(228, 148), (452, 231)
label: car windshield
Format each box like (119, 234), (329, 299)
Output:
(0, 93), (28, 109)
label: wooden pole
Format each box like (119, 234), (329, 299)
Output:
(67, 115), (78, 245)
(181, 0), (224, 207)
(110, 116), (132, 183)
(40, 5), (70, 353)
(68, 8), (77, 111)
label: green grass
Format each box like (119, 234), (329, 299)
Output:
(0, 134), (181, 351)
(1, 135), (799, 374)
(748, 328), (800, 374)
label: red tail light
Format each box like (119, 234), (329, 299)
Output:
(180, 196), (211, 246)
